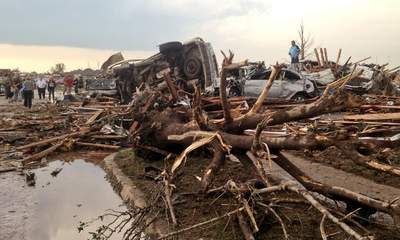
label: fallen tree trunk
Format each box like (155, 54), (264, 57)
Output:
(271, 152), (400, 219)
(227, 91), (362, 131)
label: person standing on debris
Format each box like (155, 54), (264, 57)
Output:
(23, 76), (35, 109)
(4, 74), (12, 100)
(11, 75), (21, 102)
(288, 40), (301, 64)
(63, 74), (74, 96)
(73, 76), (79, 94)
(48, 76), (56, 102)
(36, 76), (47, 100)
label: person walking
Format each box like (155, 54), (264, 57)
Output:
(36, 76), (47, 100)
(23, 76), (35, 109)
(64, 74), (74, 98)
(48, 76), (56, 102)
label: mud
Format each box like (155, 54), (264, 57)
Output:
(114, 149), (400, 239)
(297, 146), (400, 190)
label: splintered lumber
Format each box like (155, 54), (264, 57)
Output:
(318, 120), (400, 126)
(320, 48), (326, 67)
(335, 48), (342, 66)
(75, 142), (121, 150)
(354, 56), (371, 64)
(164, 73), (178, 101)
(360, 105), (400, 110)
(344, 112), (400, 121)
(16, 132), (84, 150)
(0, 167), (17, 173)
(90, 135), (127, 140)
(69, 106), (106, 112)
(314, 48), (322, 67)
(324, 48), (329, 66)
(86, 110), (104, 125)
(22, 140), (65, 164)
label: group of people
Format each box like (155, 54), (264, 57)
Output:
(4, 73), (78, 109)
(19, 75), (57, 108)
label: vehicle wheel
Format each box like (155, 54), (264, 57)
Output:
(159, 41), (183, 55)
(183, 57), (202, 79)
(291, 92), (307, 102)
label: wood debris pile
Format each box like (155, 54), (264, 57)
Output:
(2, 50), (400, 239)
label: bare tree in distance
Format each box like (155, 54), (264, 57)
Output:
(51, 63), (66, 74)
(298, 21), (314, 60)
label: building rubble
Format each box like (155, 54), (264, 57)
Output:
(1, 39), (400, 239)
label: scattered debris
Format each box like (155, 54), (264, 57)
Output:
(50, 167), (62, 177)
(2, 39), (400, 239)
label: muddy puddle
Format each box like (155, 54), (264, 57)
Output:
(0, 159), (126, 240)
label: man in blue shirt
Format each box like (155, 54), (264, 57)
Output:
(288, 40), (300, 64)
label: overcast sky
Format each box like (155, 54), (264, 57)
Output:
(0, 0), (399, 72)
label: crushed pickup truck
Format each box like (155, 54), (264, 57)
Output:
(104, 37), (219, 103)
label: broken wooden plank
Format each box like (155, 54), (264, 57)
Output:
(344, 112), (400, 121)
(0, 167), (17, 173)
(335, 48), (342, 66)
(360, 105), (400, 110)
(16, 132), (84, 151)
(318, 120), (400, 126)
(86, 110), (104, 125)
(22, 140), (65, 165)
(90, 135), (127, 140)
(75, 142), (121, 150)
(314, 48), (322, 68)
(164, 73), (179, 101)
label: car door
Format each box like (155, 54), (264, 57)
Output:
(280, 70), (303, 99)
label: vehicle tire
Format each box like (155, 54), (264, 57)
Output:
(291, 92), (307, 102)
(159, 41), (183, 55)
(183, 57), (202, 79)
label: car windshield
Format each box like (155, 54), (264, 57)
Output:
(283, 70), (301, 80)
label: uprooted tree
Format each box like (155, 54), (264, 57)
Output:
(17, 50), (400, 239)
(104, 51), (399, 239)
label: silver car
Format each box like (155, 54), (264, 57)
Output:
(229, 65), (317, 101)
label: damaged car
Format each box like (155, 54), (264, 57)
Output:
(108, 37), (219, 103)
(228, 63), (318, 101)
(84, 77), (118, 96)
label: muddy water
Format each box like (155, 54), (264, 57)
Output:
(0, 159), (126, 240)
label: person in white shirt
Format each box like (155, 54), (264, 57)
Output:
(36, 76), (47, 100)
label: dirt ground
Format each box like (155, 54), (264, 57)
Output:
(114, 149), (400, 240)
(293, 146), (400, 190)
